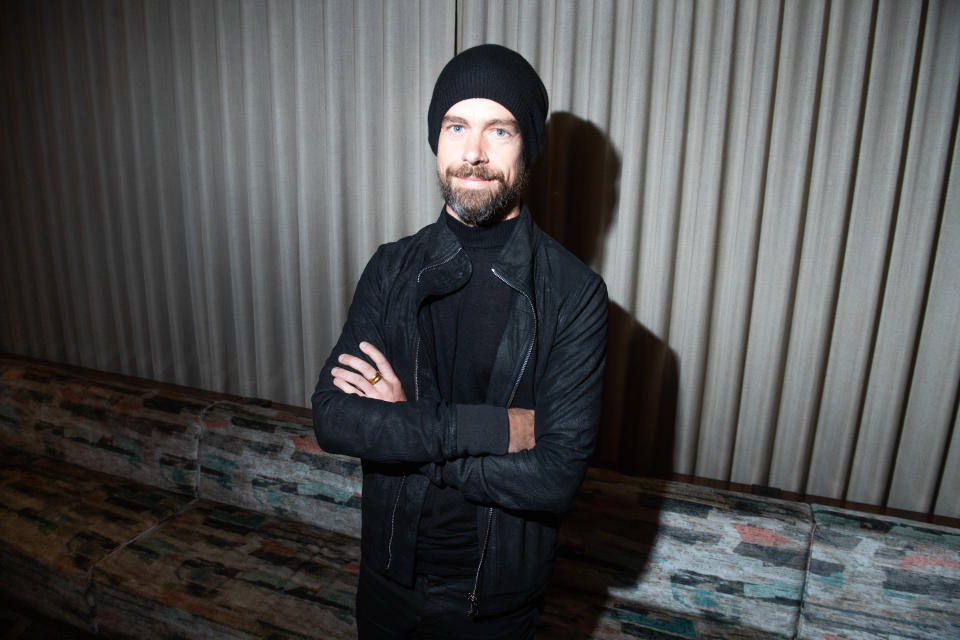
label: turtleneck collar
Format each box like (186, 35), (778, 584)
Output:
(444, 210), (520, 251)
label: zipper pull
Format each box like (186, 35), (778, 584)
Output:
(467, 591), (479, 617)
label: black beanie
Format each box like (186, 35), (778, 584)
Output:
(428, 44), (549, 167)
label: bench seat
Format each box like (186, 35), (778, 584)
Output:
(799, 505), (960, 640)
(92, 499), (359, 640)
(0, 451), (193, 631)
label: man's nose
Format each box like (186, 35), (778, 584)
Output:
(462, 132), (487, 165)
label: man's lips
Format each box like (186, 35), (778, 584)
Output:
(454, 175), (494, 186)
(449, 168), (504, 188)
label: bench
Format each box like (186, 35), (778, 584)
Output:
(1, 355), (957, 639)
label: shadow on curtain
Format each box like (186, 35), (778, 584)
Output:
(526, 111), (679, 479)
(526, 113), (679, 632)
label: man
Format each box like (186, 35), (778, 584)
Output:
(312, 44), (607, 638)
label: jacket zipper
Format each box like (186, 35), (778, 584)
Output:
(467, 508), (495, 617)
(413, 248), (462, 402)
(385, 476), (406, 570)
(414, 337), (422, 403)
(465, 267), (537, 617)
(494, 269), (538, 407)
(416, 248), (462, 284)
(386, 248), (462, 570)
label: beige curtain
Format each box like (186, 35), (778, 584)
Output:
(1, 0), (454, 401)
(1, 0), (958, 519)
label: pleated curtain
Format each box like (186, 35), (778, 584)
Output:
(1, 0), (958, 519)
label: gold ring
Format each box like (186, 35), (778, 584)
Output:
(367, 371), (383, 385)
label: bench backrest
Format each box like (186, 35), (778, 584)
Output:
(0, 359), (203, 496)
(0, 357), (364, 538)
(554, 468), (813, 638)
(197, 401), (362, 538)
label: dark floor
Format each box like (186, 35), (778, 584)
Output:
(0, 598), (99, 640)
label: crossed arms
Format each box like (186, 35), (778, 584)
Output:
(311, 246), (608, 513)
(330, 341), (535, 454)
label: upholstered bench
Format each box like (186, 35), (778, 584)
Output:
(545, 469), (812, 639)
(798, 506), (960, 640)
(0, 362), (204, 631)
(2, 354), (959, 640)
(0, 450), (193, 631)
(91, 399), (364, 640)
(0, 358), (365, 639)
(92, 500), (360, 639)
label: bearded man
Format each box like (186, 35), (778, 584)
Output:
(312, 44), (608, 639)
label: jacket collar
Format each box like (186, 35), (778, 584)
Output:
(416, 205), (537, 304)
(490, 204), (536, 299)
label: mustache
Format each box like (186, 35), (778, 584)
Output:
(446, 165), (506, 183)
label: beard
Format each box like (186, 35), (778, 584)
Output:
(438, 161), (527, 227)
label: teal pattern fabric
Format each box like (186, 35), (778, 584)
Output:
(553, 469), (812, 639)
(799, 505), (960, 640)
(0, 360), (203, 495)
(198, 402), (362, 538)
(93, 499), (359, 640)
(541, 588), (780, 639)
(0, 453), (193, 631)
(4, 355), (960, 639)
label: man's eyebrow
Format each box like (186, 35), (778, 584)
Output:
(440, 115), (519, 130)
(486, 118), (519, 129)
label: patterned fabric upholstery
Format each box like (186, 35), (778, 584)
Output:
(4, 355), (960, 640)
(93, 499), (359, 640)
(0, 452), (192, 631)
(799, 505), (960, 640)
(552, 469), (812, 639)
(0, 360), (203, 495)
(197, 402), (362, 538)
(540, 588), (775, 640)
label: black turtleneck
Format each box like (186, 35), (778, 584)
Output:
(416, 211), (519, 577)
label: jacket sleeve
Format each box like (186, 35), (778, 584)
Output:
(439, 274), (608, 513)
(311, 246), (510, 463)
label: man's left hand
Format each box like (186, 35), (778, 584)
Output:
(331, 342), (407, 402)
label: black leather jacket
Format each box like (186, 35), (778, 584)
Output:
(312, 206), (607, 616)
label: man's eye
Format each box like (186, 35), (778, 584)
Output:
(493, 128), (508, 137)
(450, 124), (464, 133)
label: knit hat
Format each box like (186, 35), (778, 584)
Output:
(428, 44), (549, 167)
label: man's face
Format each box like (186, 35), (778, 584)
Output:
(436, 98), (526, 226)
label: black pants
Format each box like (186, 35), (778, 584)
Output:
(356, 563), (541, 639)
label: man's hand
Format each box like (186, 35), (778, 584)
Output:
(331, 342), (407, 402)
(507, 408), (535, 453)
